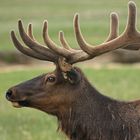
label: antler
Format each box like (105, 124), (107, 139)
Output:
(11, 21), (59, 62)
(105, 12), (119, 42)
(11, 1), (140, 70)
(105, 4), (140, 50)
(74, 1), (140, 56)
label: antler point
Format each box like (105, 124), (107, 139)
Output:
(43, 20), (48, 25)
(59, 31), (64, 37)
(110, 12), (118, 17)
(18, 20), (23, 28)
(18, 19), (22, 23)
(128, 1), (135, 5)
(128, 1), (136, 9)
(43, 20), (48, 32)
(11, 30), (15, 35)
(28, 23), (32, 26)
(110, 12), (118, 21)
(59, 31), (64, 35)
(74, 13), (79, 21)
(10, 30), (16, 41)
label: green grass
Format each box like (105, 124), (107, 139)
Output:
(0, 67), (140, 140)
(0, 0), (140, 51)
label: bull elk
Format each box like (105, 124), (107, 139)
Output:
(6, 1), (140, 140)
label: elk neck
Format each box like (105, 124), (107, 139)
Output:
(56, 69), (120, 140)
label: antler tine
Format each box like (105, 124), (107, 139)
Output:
(74, 2), (140, 56)
(59, 31), (71, 50)
(74, 14), (94, 54)
(43, 21), (73, 58)
(58, 30), (92, 64)
(122, 1), (140, 50)
(106, 3), (140, 50)
(27, 23), (35, 40)
(105, 12), (119, 42)
(18, 20), (57, 61)
(125, 1), (137, 33)
(11, 31), (52, 61)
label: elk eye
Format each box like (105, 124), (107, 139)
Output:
(47, 76), (56, 83)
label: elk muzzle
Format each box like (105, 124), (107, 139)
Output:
(6, 87), (30, 108)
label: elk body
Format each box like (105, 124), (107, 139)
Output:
(6, 2), (140, 140)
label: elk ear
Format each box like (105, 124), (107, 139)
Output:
(66, 68), (81, 84)
(57, 58), (81, 84)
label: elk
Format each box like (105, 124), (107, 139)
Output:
(6, 1), (140, 140)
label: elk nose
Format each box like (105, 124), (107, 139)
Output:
(6, 89), (13, 100)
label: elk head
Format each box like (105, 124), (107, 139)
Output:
(6, 1), (140, 117)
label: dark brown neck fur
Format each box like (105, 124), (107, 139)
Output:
(56, 68), (140, 140)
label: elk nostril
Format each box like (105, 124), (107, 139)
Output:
(6, 90), (13, 100)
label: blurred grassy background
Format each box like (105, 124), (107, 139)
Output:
(1, 0), (140, 140)
(0, 0), (140, 51)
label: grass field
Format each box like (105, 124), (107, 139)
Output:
(0, 66), (140, 140)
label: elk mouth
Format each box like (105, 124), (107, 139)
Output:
(11, 101), (22, 108)
(18, 100), (30, 107)
(11, 100), (30, 108)
(12, 100), (29, 108)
